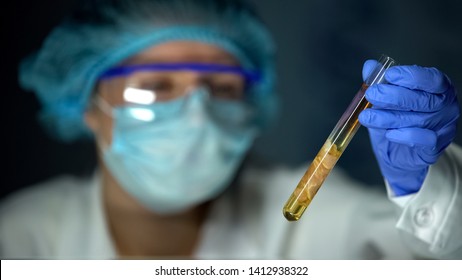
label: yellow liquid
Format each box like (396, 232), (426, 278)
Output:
(283, 84), (370, 221)
(282, 139), (341, 221)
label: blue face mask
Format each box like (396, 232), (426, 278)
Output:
(100, 89), (258, 213)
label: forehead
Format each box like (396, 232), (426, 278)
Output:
(121, 41), (240, 65)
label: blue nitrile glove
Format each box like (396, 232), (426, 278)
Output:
(359, 60), (460, 196)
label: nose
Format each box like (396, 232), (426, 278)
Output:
(178, 71), (203, 95)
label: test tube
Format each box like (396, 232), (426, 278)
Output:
(283, 55), (396, 221)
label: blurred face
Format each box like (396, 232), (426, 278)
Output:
(85, 41), (244, 143)
(85, 41), (259, 214)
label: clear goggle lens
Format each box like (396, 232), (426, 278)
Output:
(95, 63), (261, 125)
(97, 62), (261, 107)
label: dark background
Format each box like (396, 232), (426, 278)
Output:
(5, 0), (462, 198)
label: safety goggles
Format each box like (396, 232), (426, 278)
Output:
(95, 86), (257, 128)
(97, 62), (261, 107)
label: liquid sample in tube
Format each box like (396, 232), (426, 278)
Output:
(283, 84), (368, 221)
(283, 55), (395, 221)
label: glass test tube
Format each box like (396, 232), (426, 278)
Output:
(283, 55), (396, 221)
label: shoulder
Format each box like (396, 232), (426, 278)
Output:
(1, 174), (94, 217)
(0, 174), (96, 258)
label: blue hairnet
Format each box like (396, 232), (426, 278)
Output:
(19, 0), (276, 141)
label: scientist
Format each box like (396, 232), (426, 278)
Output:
(1, 0), (461, 259)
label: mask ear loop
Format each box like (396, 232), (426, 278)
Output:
(93, 95), (115, 117)
(90, 95), (115, 151)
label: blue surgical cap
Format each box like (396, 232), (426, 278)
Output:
(19, 0), (276, 141)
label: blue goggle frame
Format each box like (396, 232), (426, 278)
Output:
(99, 62), (262, 84)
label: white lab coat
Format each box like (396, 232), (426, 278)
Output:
(1, 144), (461, 259)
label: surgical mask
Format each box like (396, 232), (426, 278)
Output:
(97, 88), (258, 213)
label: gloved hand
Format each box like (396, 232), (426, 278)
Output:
(359, 60), (460, 196)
